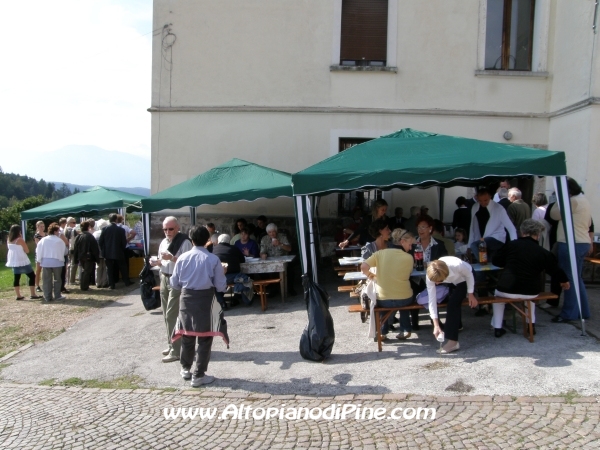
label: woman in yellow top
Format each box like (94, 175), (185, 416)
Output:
(361, 229), (415, 341)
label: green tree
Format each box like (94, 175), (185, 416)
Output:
(0, 195), (48, 237)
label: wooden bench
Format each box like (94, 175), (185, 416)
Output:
(337, 285), (355, 293)
(253, 278), (281, 312)
(349, 292), (558, 352)
(585, 257), (600, 282)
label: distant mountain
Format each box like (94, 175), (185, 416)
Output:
(1, 145), (150, 188)
(54, 183), (150, 197)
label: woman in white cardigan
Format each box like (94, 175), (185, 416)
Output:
(36, 223), (68, 302)
(426, 257), (478, 353)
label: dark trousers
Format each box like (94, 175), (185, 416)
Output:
(445, 281), (467, 342)
(181, 335), (213, 377)
(61, 257), (67, 290)
(80, 260), (96, 291)
(105, 258), (129, 288)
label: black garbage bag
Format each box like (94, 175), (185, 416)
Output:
(299, 274), (335, 361)
(139, 257), (161, 311)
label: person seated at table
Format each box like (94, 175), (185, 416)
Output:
(361, 218), (392, 259)
(245, 223), (258, 241)
(432, 219), (456, 257)
(213, 234), (253, 307)
(234, 228), (259, 257)
(411, 215), (448, 330)
(335, 217), (360, 247)
(490, 219), (570, 337)
(339, 199), (388, 248)
(453, 228), (468, 256)
(230, 218), (248, 245)
(388, 207), (406, 231)
(256, 215), (268, 242)
(361, 228), (415, 341)
(260, 223), (291, 258)
(426, 257), (478, 353)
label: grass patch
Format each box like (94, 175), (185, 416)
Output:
(40, 375), (146, 390)
(558, 389), (580, 403)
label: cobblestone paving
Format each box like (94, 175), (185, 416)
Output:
(1, 384), (599, 449)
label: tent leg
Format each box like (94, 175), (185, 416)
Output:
(554, 176), (586, 334)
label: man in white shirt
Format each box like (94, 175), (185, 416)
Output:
(468, 187), (517, 261)
(151, 216), (193, 363)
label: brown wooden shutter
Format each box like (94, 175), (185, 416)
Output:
(340, 0), (388, 64)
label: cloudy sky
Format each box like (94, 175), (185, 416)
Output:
(1, 0), (153, 170)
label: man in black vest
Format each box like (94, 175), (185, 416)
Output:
(151, 216), (193, 363)
(99, 213), (130, 289)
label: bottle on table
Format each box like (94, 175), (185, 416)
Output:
(478, 238), (488, 264)
(414, 242), (424, 271)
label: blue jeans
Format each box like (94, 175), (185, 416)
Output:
(214, 273), (252, 307)
(469, 237), (505, 263)
(557, 242), (590, 320)
(378, 297), (413, 335)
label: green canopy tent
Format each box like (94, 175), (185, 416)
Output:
(140, 158), (293, 255)
(292, 129), (585, 332)
(20, 186), (145, 240)
(141, 158), (293, 213)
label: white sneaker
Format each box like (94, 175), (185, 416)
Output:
(180, 368), (192, 380)
(191, 374), (215, 387)
(162, 348), (170, 356)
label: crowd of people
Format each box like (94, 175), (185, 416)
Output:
(344, 177), (592, 353)
(5, 179), (592, 380)
(7, 213), (137, 303)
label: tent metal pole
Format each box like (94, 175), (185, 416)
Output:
(142, 213), (151, 256)
(554, 176), (586, 335)
(307, 196), (318, 284)
(438, 187), (445, 222)
(21, 220), (27, 242)
(189, 207), (196, 226)
(295, 196), (309, 276)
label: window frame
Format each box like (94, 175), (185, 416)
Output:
(331, 0), (398, 72)
(477, 0), (549, 75)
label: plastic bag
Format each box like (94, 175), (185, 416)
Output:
(416, 284), (450, 308)
(139, 257), (161, 311)
(299, 274), (335, 361)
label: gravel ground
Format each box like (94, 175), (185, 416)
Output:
(1, 277), (599, 397)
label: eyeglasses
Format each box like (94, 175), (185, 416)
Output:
(163, 228), (175, 232)
(417, 225), (430, 230)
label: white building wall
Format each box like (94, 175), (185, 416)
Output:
(150, 0), (599, 220)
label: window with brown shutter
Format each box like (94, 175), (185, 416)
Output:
(340, 0), (388, 66)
